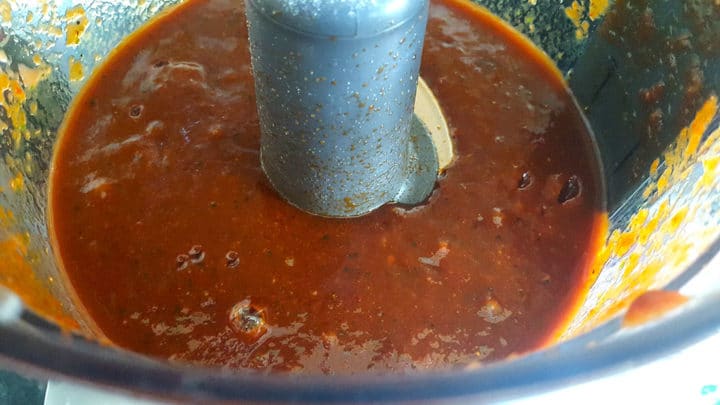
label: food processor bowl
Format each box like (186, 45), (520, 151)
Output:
(1, 0), (719, 402)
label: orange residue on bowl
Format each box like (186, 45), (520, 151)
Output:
(697, 156), (719, 191)
(0, 0), (11, 23)
(40, 1), (50, 17)
(0, 207), (14, 225)
(621, 252), (641, 278)
(627, 207), (649, 230)
(0, 209), (78, 329)
(571, 96), (719, 331)
(68, 57), (84, 82)
(622, 290), (689, 328)
(0, 53), (78, 331)
(664, 206), (689, 234)
(687, 97), (717, 155)
(9, 172), (23, 192)
(65, 5), (89, 46)
(613, 230), (636, 257)
(649, 158), (660, 176)
(588, 0), (610, 21)
(0, 73), (29, 154)
(564, 0), (611, 41)
(643, 96), (718, 198)
(564, 1), (590, 40)
(0, 69), (36, 194)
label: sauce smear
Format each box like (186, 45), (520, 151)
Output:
(49, 0), (607, 374)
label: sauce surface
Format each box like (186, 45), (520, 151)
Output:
(50, 0), (606, 374)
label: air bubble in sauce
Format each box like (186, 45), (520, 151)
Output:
(188, 245), (205, 264)
(518, 171), (533, 189)
(229, 299), (267, 340)
(225, 251), (240, 268)
(129, 104), (143, 118)
(176, 254), (190, 271)
(558, 175), (582, 204)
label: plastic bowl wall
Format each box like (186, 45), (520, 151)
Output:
(1, 0), (719, 402)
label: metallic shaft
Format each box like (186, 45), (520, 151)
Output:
(246, 0), (438, 217)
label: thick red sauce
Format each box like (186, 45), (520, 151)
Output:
(49, 0), (606, 374)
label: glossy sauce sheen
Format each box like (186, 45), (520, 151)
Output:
(50, 0), (606, 373)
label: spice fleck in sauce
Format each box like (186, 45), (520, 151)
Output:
(49, 0), (606, 374)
